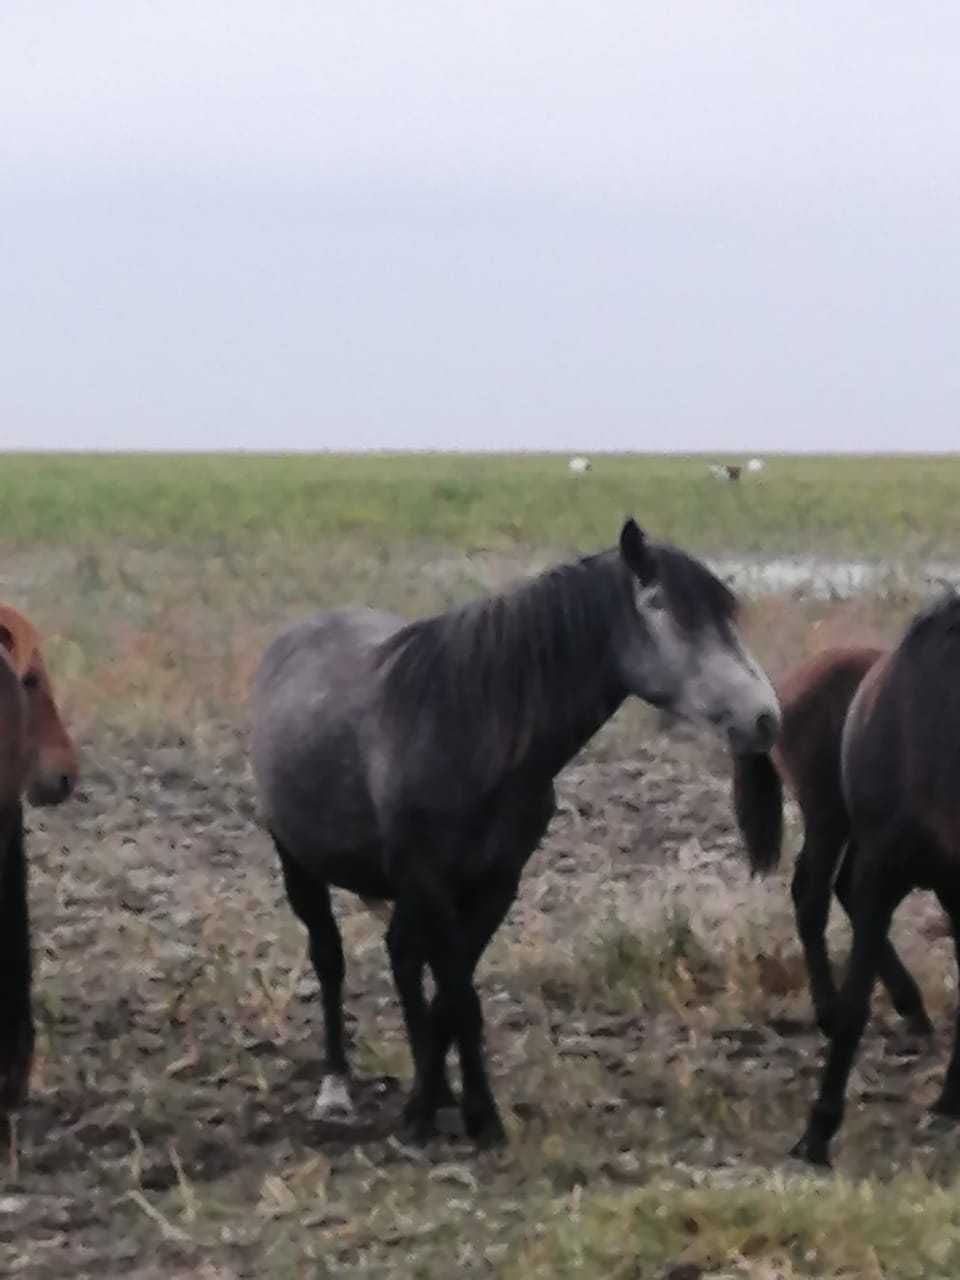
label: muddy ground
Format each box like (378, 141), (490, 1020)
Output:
(3, 713), (959, 1278)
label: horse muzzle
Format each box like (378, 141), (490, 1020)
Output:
(27, 765), (77, 807)
(728, 708), (780, 755)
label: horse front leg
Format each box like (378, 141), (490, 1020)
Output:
(929, 883), (960, 1116)
(792, 850), (908, 1166)
(386, 886), (448, 1144)
(388, 873), (505, 1147)
(421, 925), (505, 1148)
(0, 804), (33, 1115)
(424, 869), (521, 1144)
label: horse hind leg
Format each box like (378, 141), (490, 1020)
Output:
(274, 840), (354, 1122)
(791, 822), (847, 1036)
(834, 843), (933, 1039)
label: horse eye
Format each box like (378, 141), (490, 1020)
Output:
(22, 671), (39, 690)
(645, 588), (666, 613)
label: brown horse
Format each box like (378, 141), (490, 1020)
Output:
(778, 594), (960, 1165)
(0, 605), (78, 1113)
(736, 645), (934, 1041)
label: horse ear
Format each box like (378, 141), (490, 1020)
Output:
(619, 518), (656, 585)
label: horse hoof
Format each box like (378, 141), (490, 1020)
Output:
(311, 1074), (357, 1123)
(473, 1123), (508, 1151)
(436, 1105), (463, 1137)
(789, 1135), (831, 1168)
(399, 1115), (436, 1147)
(464, 1108), (507, 1150)
(399, 1094), (437, 1145)
(436, 1082), (458, 1111)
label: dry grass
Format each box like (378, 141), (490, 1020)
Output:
(4, 528), (960, 1277)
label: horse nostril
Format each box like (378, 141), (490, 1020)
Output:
(755, 712), (778, 750)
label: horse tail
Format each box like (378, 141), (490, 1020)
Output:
(732, 751), (783, 876)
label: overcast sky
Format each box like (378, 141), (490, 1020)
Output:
(2, 2), (958, 452)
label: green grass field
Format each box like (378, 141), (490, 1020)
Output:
(2, 451), (959, 557)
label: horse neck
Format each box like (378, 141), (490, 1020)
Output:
(524, 675), (626, 781)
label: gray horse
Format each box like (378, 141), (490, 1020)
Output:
(251, 519), (780, 1147)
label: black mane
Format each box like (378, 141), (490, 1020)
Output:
(377, 551), (625, 785)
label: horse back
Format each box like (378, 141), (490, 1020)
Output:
(774, 646), (884, 824)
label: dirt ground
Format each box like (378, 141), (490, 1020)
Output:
(3, 711), (960, 1279)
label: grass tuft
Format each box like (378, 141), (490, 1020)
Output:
(505, 1174), (960, 1279)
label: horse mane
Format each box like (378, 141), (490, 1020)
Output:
(377, 552), (622, 782)
(377, 541), (738, 787)
(651, 545), (738, 633)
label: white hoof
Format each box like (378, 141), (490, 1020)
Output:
(312, 1074), (357, 1122)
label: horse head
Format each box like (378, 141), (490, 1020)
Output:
(0, 606), (78, 807)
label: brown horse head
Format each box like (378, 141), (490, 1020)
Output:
(0, 605), (78, 807)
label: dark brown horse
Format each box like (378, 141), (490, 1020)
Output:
(0, 605), (78, 1114)
(736, 645), (933, 1041)
(775, 594), (960, 1165)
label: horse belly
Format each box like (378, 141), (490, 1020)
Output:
(259, 743), (391, 895)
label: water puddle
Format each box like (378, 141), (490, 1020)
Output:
(710, 555), (960, 600)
